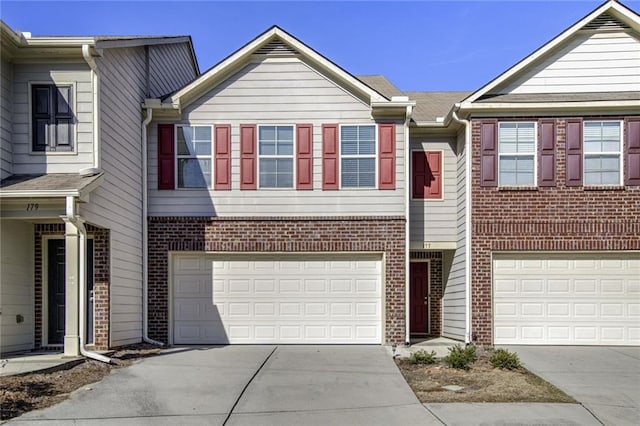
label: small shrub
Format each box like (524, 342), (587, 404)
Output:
(409, 349), (437, 365)
(444, 344), (477, 369)
(490, 349), (521, 370)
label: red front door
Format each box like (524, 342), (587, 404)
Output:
(410, 262), (429, 334)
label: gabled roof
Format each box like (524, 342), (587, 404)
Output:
(164, 26), (395, 110)
(406, 91), (472, 124)
(357, 75), (404, 99)
(462, 0), (640, 104)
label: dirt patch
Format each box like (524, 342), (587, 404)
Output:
(396, 348), (575, 403)
(0, 344), (163, 421)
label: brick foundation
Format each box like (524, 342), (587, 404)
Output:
(471, 117), (640, 344)
(148, 216), (406, 344)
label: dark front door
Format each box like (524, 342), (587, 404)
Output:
(410, 262), (429, 334)
(48, 239), (66, 344)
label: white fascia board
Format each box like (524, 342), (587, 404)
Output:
(95, 36), (191, 50)
(458, 99), (640, 112)
(0, 189), (82, 198)
(24, 37), (96, 47)
(463, 1), (636, 104)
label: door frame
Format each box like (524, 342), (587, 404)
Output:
(409, 259), (431, 335)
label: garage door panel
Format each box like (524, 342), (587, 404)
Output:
(494, 253), (640, 345)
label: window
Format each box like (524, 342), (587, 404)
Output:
(584, 121), (622, 185)
(259, 125), (294, 188)
(176, 126), (212, 188)
(412, 151), (442, 199)
(498, 122), (536, 186)
(341, 125), (376, 188)
(31, 84), (73, 152)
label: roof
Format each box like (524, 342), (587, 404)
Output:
(357, 75), (404, 99)
(477, 91), (640, 103)
(405, 91), (472, 123)
(0, 173), (104, 198)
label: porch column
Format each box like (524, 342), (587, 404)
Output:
(62, 217), (80, 357)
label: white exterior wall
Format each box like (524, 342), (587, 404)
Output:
(1, 57), (13, 179)
(80, 47), (146, 346)
(442, 130), (467, 340)
(0, 220), (34, 354)
(11, 63), (94, 174)
(148, 59), (405, 217)
(149, 42), (197, 98)
(496, 31), (640, 94)
(409, 136), (457, 243)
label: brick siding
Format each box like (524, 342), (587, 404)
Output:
(471, 117), (640, 344)
(148, 216), (406, 344)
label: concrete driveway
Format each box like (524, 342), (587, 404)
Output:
(504, 345), (640, 426)
(10, 345), (440, 425)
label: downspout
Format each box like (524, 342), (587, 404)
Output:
(142, 107), (164, 346)
(404, 105), (412, 346)
(66, 196), (112, 363)
(451, 108), (472, 344)
(82, 44), (101, 171)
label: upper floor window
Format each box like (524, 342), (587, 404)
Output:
(176, 125), (211, 188)
(498, 122), (536, 186)
(258, 125), (294, 188)
(583, 121), (622, 186)
(31, 84), (74, 152)
(341, 125), (376, 188)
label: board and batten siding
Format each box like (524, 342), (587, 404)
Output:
(148, 59), (405, 217)
(80, 47), (146, 346)
(409, 136), (457, 243)
(0, 220), (34, 354)
(148, 42), (198, 98)
(11, 63), (94, 174)
(495, 31), (640, 94)
(442, 130), (467, 341)
(1, 57), (13, 179)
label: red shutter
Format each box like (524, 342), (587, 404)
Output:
(426, 151), (442, 198)
(214, 124), (231, 190)
(157, 123), (175, 190)
(296, 124), (313, 190)
(480, 120), (498, 187)
(240, 124), (257, 190)
(322, 124), (339, 190)
(412, 151), (426, 198)
(378, 123), (396, 190)
(625, 117), (640, 186)
(565, 118), (583, 187)
(538, 120), (556, 187)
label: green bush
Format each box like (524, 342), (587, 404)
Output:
(409, 349), (437, 365)
(444, 344), (477, 369)
(490, 348), (521, 369)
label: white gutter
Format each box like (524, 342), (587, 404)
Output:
(65, 196), (112, 364)
(451, 108), (472, 344)
(82, 45), (101, 171)
(141, 108), (164, 347)
(404, 104), (413, 346)
(458, 100), (640, 112)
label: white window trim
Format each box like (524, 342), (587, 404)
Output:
(410, 149), (445, 202)
(257, 124), (296, 190)
(28, 81), (78, 156)
(498, 121), (538, 187)
(339, 123), (378, 190)
(583, 120), (624, 187)
(175, 124), (213, 190)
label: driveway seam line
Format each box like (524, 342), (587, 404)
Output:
(222, 345), (278, 426)
(422, 404), (447, 425)
(579, 402), (606, 426)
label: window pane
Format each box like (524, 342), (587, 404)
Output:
(584, 121), (620, 153)
(277, 126), (293, 142)
(499, 155), (534, 186)
(178, 158), (210, 188)
(194, 126), (211, 141)
(259, 126), (276, 141)
(260, 141), (276, 155)
(177, 127), (194, 155)
(341, 158), (375, 188)
(359, 140), (376, 155)
(584, 154), (620, 185)
(342, 140), (358, 155)
(341, 126), (358, 142)
(276, 139), (293, 156)
(499, 122), (534, 154)
(259, 158), (293, 188)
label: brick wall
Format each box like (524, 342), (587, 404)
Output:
(34, 223), (110, 350)
(429, 256), (443, 337)
(148, 216), (406, 344)
(471, 117), (640, 344)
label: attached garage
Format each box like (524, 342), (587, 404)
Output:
(493, 253), (640, 345)
(171, 253), (383, 344)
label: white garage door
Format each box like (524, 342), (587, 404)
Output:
(494, 253), (640, 345)
(172, 254), (383, 344)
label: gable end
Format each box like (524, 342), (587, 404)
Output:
(583, 12), (631, 31)
(254, 38), (299, 56)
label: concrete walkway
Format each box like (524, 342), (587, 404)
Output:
(0, 352), (82, 377)
(503, 345), (640, 426)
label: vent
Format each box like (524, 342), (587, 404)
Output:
(254, 39), (298, 56)
(410, 251), (442, 260)
(583, 13), (630, 31)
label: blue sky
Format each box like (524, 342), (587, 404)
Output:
(2, 1), (639, 91)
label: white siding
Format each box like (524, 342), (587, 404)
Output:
(0, 220), (34, 354)
(80, 47), (146, 346)
(149, 42), (197, 98)
(496, 31), (640, 94)
(442, 130), (467, 340)
(11, 63), (94, 174)
(1, 58), (13, 179)
(148, 59), (405, 217)
(409, 136), (457, 243)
